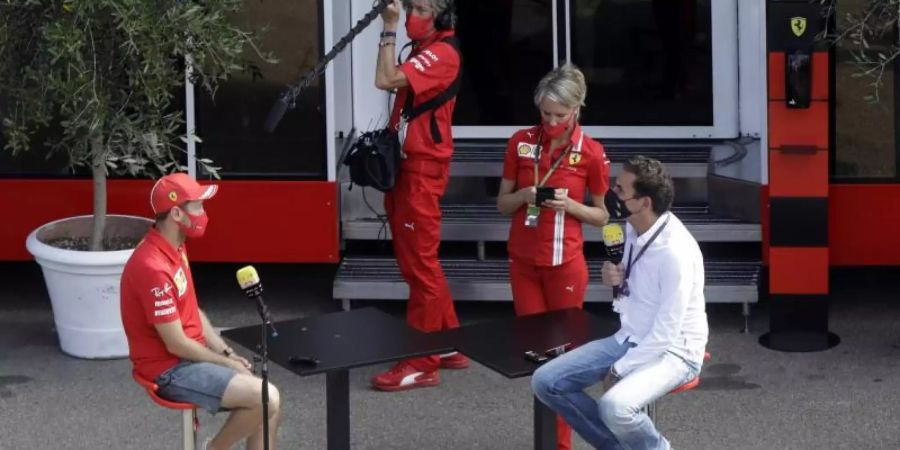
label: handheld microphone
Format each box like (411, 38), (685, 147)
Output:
(236, 265), (278, 337)
(601, 223), (625, 298)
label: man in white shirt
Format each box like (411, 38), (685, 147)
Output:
(532, 156), (708, 450)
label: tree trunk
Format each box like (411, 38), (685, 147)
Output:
(89, 136), (107, 252)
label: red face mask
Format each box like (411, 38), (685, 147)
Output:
(543, 112), (574, 139)
(406, 14), (434, 41)
(178, 210), (209, 238)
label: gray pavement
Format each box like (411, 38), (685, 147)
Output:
(1, 262), (898, 450)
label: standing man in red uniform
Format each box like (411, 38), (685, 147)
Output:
(370, 0), (469, 391)
(121, 173), (282, 450)
(497, 64), (611, 450)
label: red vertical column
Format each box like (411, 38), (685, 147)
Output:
(761, 1), (840, 351)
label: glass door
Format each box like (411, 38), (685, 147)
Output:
(570, 0), (738, 139)
(196, 0), (326, 180)
(453, 0), (557, 138)
(832, 0), (897, 181)
(454, 0), (738, 139)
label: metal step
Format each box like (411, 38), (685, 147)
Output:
(451, 140), (712, 178)
(342, 205), (761, 242)
(333, 257), (760, 305)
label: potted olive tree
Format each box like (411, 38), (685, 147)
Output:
(0, 0), (269, 358)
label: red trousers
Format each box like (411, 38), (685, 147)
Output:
(510, 254), (588, 316)
(510, 254), (588, 450)
(384, 160), (460, 372)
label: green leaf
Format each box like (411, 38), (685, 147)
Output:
(0, 0), (269, 179)
(0, 0), (272, 241)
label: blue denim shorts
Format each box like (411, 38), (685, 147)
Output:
(155, 361), (236, 413)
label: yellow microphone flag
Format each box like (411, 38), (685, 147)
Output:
(601, 223), (625, 246)
(236, 265), (260, 290)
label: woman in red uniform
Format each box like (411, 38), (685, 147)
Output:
(496, 64), (611, 450)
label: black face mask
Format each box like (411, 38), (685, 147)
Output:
(604, 190), (632, 220)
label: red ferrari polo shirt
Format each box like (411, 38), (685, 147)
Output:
(120, 227), (206, 381)
(503, 124), (611, 267)
(388, 30), (460, 161)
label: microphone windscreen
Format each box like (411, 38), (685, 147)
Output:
(602, 223), (625, 247)
(236, 265), (260, 290)
(263, 97), (290, 133)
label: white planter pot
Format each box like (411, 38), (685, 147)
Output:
(26, 215), (153, 359)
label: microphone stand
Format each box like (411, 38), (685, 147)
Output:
(247, 284), (278, 450)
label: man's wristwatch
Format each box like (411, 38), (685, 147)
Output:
(380, 31), (397, 38)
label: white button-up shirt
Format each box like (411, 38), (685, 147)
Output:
(611, 212), (709, 377)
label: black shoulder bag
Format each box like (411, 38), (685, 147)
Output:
(343, 37), (462, 193)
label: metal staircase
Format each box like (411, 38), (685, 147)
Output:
(335, 257), (759, 308)
(334, 140), (762, 331)
(343, 204), (761, 243)
(449, 141), (713, 178)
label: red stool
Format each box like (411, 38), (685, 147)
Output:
(133, 370), (200, 450)
(646, 352), (711, 423)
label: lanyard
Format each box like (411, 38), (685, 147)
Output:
(624, 214), (671, 282)
(533, 130), (584, 188)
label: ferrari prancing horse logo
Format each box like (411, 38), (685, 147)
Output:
(791, 17), (807, 38)
(568, 153), (581, 166)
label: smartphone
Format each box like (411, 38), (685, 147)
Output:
(536, 186), (556, 206)
(544, 342), (573, 358)
(288, 355), (320, 366)
(524, 350), (549, 364)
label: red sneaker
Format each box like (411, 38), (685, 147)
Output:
(439, 351), (470, 369)
(371, 361), (440, 392)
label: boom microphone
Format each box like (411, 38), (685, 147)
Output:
(601, 223), (625, 298)
(236, 265), (278, 337)
(263, 0), (392, 132)
(263, 93), (291, 133)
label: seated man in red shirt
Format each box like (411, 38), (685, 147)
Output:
(121, 173), (281, 450)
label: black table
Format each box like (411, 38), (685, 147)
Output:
(439, 308), (616, 450)
(222, 307), (454, 450)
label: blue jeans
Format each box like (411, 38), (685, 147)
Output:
(531, 336), (699, 450)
